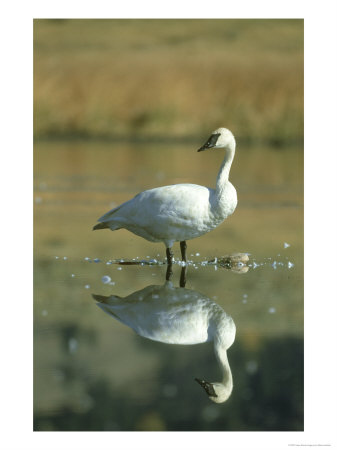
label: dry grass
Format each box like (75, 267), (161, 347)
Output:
(34, 19), (303, 144)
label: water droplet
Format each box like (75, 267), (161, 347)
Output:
(84, 284), (90, 289)
(101, 275), (111, 284)
(71, 274), (75, 278)
(268, 307), (276, 314)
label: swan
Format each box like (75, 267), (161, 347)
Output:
(93, 127), (237, 264)
(93, 279), (236, 403)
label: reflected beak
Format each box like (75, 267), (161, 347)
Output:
(197, 133), (220, 152)
(195, 378), (218, 397)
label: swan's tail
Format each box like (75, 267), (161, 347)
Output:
(92, 294), (110, 303)
(92, 294), (124, 322)
(93, 222), (110, 230)
(92, 294), (122, 304)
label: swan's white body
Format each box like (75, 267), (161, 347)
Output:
(93, 281), (236, 403)
(94, 128), (237, 257)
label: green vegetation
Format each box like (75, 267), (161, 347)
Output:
(34, 19), (303, 145)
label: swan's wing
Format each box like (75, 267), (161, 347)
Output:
(97, 184), (212, 227)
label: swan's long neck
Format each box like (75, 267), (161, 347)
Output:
(215, 143), (235, 197)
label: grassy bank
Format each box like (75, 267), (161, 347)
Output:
(34, 19), (303, 145)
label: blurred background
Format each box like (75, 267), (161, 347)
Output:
(34, 19), (303, 144)
(34, 19), (303, 431)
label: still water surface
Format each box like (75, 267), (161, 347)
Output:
(34, 140), (303, 431)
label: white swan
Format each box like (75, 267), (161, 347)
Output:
(93, 281), (236, 403)
(93, 128), (238, 264)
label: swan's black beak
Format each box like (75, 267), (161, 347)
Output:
(195, 378), (218, 397)
(197, 133), (220, 152)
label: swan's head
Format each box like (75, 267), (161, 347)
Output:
(195, 378), (233, 403)
(198, 127), (235, 152)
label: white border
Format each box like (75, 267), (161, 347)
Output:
(1, 1), (337, 449)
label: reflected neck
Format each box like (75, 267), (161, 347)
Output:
(214, 341), (233, 393)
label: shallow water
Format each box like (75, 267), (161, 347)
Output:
(34, 139), (303, 431)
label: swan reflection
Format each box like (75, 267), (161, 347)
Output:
(93, 275), (236, 403)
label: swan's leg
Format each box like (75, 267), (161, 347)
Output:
(166, 247), (173, 265)
(179, 266), (187, 287)
(166, 263), (173, 281)
(180, 241), (187, 262)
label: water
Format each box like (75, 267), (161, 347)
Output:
(34, 139), (303, 431)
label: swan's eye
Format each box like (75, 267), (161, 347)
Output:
(205, 133), (220, 148)
(198, 133), (221, 151)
